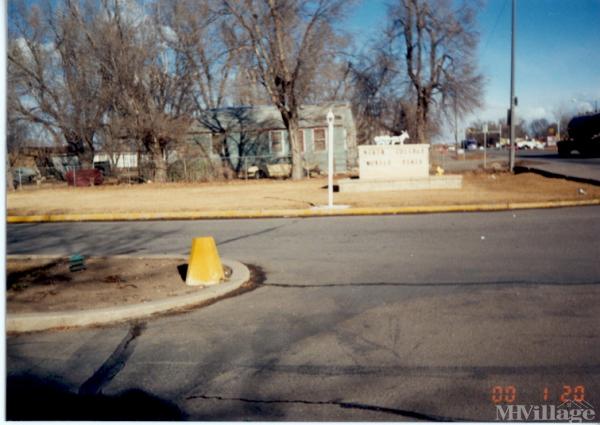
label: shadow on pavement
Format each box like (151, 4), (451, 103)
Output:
(7, 373), (185, 420)
(177, 263), (188, 281)
(514, 165), (600, 186)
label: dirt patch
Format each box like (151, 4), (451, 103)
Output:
(7, 172), (600, 216)
(6, 257), (224, 314)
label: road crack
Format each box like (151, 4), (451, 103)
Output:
(186, 394), (461, 421)
(78, 322), (146, 395)
(217, 222), (295, 246)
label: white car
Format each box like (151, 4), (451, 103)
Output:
(517, 140), (545, 150)
(246, 158), (291, 179)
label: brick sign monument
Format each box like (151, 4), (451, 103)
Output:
(339, 140), (462, 193)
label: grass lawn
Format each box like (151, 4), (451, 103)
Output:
(7, 171), (600, 216)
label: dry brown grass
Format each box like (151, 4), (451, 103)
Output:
(7, 171), (600, 216)
(7, 257), (194, 313)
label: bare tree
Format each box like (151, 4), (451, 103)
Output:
(8, 0), (196, 182)
(552, 103), (575, 140)
(529, 118), (550, 140)
(6, 92), (30, 191)
(91, 0), (194, 183)
(8, 0), (114, 166)
(386, 0), (484, 144)
(348, 51), (415, 144)
(224, 0), (349, 180)
(157, 1), (235, 112)
(156, 1), (244, 178)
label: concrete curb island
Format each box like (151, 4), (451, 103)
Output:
(7, 256), (250, 333)
(7, 199), (600, 223)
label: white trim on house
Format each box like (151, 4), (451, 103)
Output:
(93, 153), (138, 168)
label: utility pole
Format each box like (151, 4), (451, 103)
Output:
(509, 0), (517, 173)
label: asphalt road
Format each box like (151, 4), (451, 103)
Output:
(516, 150), (600, 183)
(433, 149), (600, 183)
(7, 207), (600, 420)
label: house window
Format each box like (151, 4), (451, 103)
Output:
(313, 128), (327, 152)
(270, 130), (284, 155)
(296, 129), (305, 152)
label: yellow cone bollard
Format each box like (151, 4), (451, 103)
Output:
(186, 237), (224, 286)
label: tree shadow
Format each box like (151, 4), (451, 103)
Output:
(7, 373), (184, 420)
(320, 184), (340, 192)
(6, 259), (68, 291)
(7, 221), (177, 255)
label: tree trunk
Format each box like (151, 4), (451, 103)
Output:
(65, 131), (95, 168)
(152, 145), (168, 183)
(6, 157), (15, 192)
(288, 119), (303, 180)
(80, 148), (95, 168)
(214, 133), (235, 179)
(416, 94), (429, 144)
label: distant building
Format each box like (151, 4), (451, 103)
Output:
(15, 103), (358, 181)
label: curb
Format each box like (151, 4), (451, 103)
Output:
(6, 257), (250, 333)
(7, 199), (600, 223)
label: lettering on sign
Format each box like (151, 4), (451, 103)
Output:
(359, 144), (430, 180)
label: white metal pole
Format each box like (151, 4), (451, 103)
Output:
(327, 109), (334, 208)
(483, 129), (487, 169)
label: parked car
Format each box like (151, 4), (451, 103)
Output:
(244, 157), (320, 179)
(462, 139), (478, 150)
(246, 157), (291, 179)
(93, 160), (112, 176)
(517, 139), (545, 150)
(12, 167), (38, 186)
(65, 168), (103, 186)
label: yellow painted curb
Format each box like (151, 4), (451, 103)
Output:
(186, 237), (224, 286)
(7, 199), (600, 223)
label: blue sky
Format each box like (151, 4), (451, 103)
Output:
(8, 0), (599, 125)
(346, 0), (600, 124)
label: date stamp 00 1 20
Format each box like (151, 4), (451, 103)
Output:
(491, 385), (596, 422)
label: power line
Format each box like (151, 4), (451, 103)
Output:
(481, 0), (508, 59)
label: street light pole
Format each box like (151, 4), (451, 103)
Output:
(509, 0), (517, 173)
